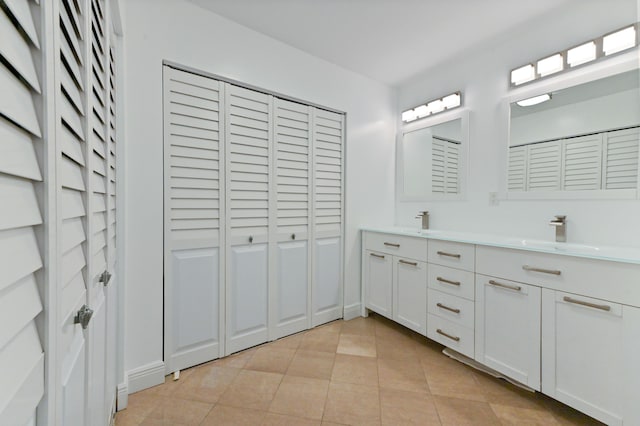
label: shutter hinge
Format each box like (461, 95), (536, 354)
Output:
(74, 305), (94, 329)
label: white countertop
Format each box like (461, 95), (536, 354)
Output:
(361, 226), (640, 265)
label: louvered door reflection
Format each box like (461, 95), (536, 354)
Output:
(273, 98), (311, 339)
(163, 66), (223, 372)
(432, 137), (460, 194)
(0, 1), (45, 424)
(508, 146), (527, 191)
(57, 0), (90, 423)
(312, 109), (344, 326)
(225, 84), (272, 354)
(603, 128), (639, 190)
(527, 141), (562, 191)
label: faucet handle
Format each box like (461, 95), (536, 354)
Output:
(416, 211), (429, 217)
(553, 215), (566, 222)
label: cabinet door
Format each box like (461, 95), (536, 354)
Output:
(227, 244), (269, 354)
(475, 275), (540, 390)
(542, 290), (640, 426)
(364, 251), (393, 319)
(393, 258), (427, 335)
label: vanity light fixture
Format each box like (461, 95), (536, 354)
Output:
(401, 91), (462, 123)
(509, 22), (639, 87)
(516, 93), (551, 107)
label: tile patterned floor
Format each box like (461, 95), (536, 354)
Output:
(115, 313), (603, 425)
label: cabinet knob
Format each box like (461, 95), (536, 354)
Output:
(291, 233), (296, 240)
(249, 236), (253, 243)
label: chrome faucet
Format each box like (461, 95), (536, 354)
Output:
(549, 215), (567, 242)
(416, 211), (429, 230)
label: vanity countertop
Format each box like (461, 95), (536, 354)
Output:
(361, 226), (640, 265)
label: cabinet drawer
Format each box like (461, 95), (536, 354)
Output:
(476, 245), (640, 307)
(428, 289), (474, 329)
(428, 240), (475, 272)
(364, 231), (428, 262)
(427, 314), (474, 358)
(428, 264), (475, 300)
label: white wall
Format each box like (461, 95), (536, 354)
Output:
(396, 1), (640, 246)
(121, 0), (395, 383)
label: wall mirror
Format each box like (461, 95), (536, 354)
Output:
(398, 110), (469, 201)
(507, 67), (640, 199)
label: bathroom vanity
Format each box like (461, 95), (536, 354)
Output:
(361, 227), (640, 426)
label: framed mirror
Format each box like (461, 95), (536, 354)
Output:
(398, 110), (469, 201)
(506, 62), (640, 199)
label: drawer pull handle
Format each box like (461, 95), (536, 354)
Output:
(384, 242), (400, 248)
(436, 276), (461, 286)
(399, 259), (418, 266)
(488, 280), (521, 292)
(370, 253), (385, 259)
(436, 329), (460, 342)
(522, 265), (561, 275)
(563, 296), (611, 312)
(436, 303), (460, 314)
(437, 251), (461, 259)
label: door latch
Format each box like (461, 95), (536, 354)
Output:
(74, 305), (94, 329)
(99, 270), (112, 286)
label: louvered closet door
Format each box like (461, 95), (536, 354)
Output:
(273, 98), (311, 339)
(527, 141), (562, 191)
(163, 66), (223, 372)
(87, 0), (110, 424)
(432, 138), (459, 194)
(312, 109), (344, 326)
(0, 2), (45, 425)
(104, 41), (118, 418)
(508, 146), (527, 191)
(603, 127), (639, 190)
(562, 134), (602, 191)
(225, 84), (272, 354)
(57, 0), (90, 423)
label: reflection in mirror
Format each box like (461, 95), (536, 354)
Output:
(402, 118), (461, 197)
(508, 69), (640, 193)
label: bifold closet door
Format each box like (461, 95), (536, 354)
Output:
(272, 98), (312, 339)
(0, 1), (45, 424)
(163, 66), (224, 373)
(225, 84), (272, 355)
(311, 109), (344, 326)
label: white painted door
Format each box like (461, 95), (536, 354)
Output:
(542, 290), (640, 426)
(312, 109), (344, 326)
(225, 84), (272, 354)
(273, 98), (311, 339)
(475, 275), (541, 390)
(393, 258), (427, 335)
(364, 251), (393, 319)
(0, 1), (45, 424)
(163, 66), (224, 372)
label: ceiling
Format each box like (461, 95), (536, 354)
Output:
(188, 0), (574, 87)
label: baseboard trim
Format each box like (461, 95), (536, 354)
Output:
(126, 360), (165, 394)
(343, 303), (362, 321)
(116, 381), (128, 411)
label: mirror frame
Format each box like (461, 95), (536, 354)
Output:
(397, 108), (470, 202)
(501, 49), (640, 201)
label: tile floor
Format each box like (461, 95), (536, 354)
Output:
(115, 313), (603, 425)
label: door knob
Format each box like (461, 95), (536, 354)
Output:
(291, 233), (296, 240)
(74, 305), (94, 330)
(249, 235), (253, 243)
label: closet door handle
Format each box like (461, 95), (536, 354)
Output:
(370, 253), (385, 259)
(437, 251), (461, 259)
(488, 280), (521, 292)
(291, 233), (296, 240)
(248, 236), (253, 243)
(398, 259), (417, 266)
(384, 242), (400, 248)
(522, 265), (561, 275)
(563, 296), (611, 312)
(436, 277), (461, 286)
(436, 303), (460, 314)
(436, 329), (460, 342)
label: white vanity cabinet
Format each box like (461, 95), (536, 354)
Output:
(363, 231), (428, 335)
(427, 240), (476, 358)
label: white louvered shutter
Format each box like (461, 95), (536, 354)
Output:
(163, 66), (223, 371)
(527, 141), (562, 191)
(312, 108), (344, 326)
(107, 45), (116, 271)
(225, 84), (271, 354)
(432, 137), (459, 194)
(561, 134), (602, 191)
(58, 0), (91, 423)
(273, 98), (311, 338)
(445, 141), (459, 194)
(603, 127), (639, 190)
(0, 1), (45, 424)
(508, 146), (527, 191)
